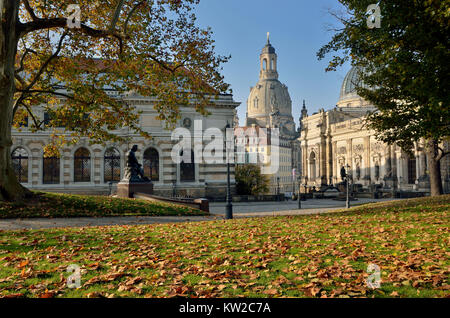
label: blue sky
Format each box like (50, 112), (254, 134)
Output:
(194, 0), (351, 126)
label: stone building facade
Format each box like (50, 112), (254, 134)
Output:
(299, 67), (450, 193)
(11, 93), (240, 199)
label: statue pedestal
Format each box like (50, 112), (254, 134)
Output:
(116, 181), (154, 198)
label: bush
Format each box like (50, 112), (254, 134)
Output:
(235, 164), (269, 195)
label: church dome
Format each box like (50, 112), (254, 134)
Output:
(337, 66), (371, 107)
(247, 80), (292, 119)
(246, 35), (296, 135)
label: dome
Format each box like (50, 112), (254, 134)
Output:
(247, 80), (292, 120)
(337, 66), (371, 107)
(245, 35), (296, 135)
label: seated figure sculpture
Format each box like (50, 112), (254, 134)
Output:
(123, 145), (150, 182)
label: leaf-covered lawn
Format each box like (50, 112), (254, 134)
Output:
(0, 195), (449, 298)
(0, 192), (207, 218)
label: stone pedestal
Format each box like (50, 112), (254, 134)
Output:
(116, 181), (154, 198)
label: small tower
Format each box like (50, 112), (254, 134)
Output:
(301, 100), (308, 118)
(299, 100), (308, 131)
(259, 32), (278, 81)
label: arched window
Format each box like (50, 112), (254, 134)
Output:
(144, 148), (159, 181)
(263, 59), (267, 71)
(11, 147), (28, 183)
(43, 154), (60, 184)
(407, 157), (417, 184)
(270, 58), (274, 70)
(104, 147), (121, 182)
(74, 148), (91, 182)
(180, 150), (195, 182)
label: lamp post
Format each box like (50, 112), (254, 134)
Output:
(303, 176), (308, 199)
(292, 168), (296, 200)
(392, 175), (397, 198)
(108, 181), (113, 196)
(225, 123), (233, 220)
(276, 176), (280, 201)
(345, 164), (350, 209)
(292, 180), (295, 200)
(298, 176), (302, 209)
(172, 180), (176, 198)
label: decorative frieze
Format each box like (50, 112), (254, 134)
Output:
(353, 144), (364, 154)
(338, 146), (347, 155)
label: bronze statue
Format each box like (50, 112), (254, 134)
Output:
(340, 166), (347, 181)
(123, 145), (150, 182)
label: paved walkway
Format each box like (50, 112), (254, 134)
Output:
(209, 197), (397, 215)
(0, 215), (221, 231)
(0, 198), (397, 231)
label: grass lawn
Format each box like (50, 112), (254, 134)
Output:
(0, 195), (448, 298)
(0, 192), (207, 218)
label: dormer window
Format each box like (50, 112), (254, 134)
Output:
(253, 98), (258, 109)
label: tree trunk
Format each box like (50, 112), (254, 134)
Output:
(426, 140), (443, 196)
(0, 0), (28, 201)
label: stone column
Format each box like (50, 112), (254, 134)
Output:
(321, 139), (327, 185)
(392, 146), (397, 178)
(396, 151), (403, 186)
(316, 143), (321, 183)
(385, 145), (393, 183)
(326, 135), (332, 185)
(301, 145), (307, 181)
(62, 148), (70, 186)
(332, 141), (337, 184)
(415, 150), (421, 183)
(364, 137), (371, 181)
(346, 139), (352, 176)
(420, 152), (427, 177)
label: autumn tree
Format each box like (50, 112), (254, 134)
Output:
(317, 0), (449, 196)
(235, 164), (269, 196)
(0, 0), (230, 202)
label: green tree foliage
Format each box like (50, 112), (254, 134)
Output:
(317, 0), (450, 195)
(0, 0), (230, 201)
(235, 164), (269, 196)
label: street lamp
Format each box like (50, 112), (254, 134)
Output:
(392, 175), (397, 198)
(276, 176), (280, 201)
(108, 181), (113, 196)
(292, 177), (295, 200)
(345, 164), (350, 209)
(225, 123), (233, 220)
(303, 176), (308, 198)
(298, 176), (302, 209)
(172, 180), (176, 198)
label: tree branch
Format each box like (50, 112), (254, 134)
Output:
(13, 32), (68, 116)
(19, 17), (123, 40)
(124, 1), (146, 35)
(15, 47), (36, 74)
(437, 146), (450, 161)
(109, 0), (126, 32)
(16, 89), (75, 100)
(22, 0), (38, 21)
(19, 31), (68, 93)
(12, 98), (41, 129)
